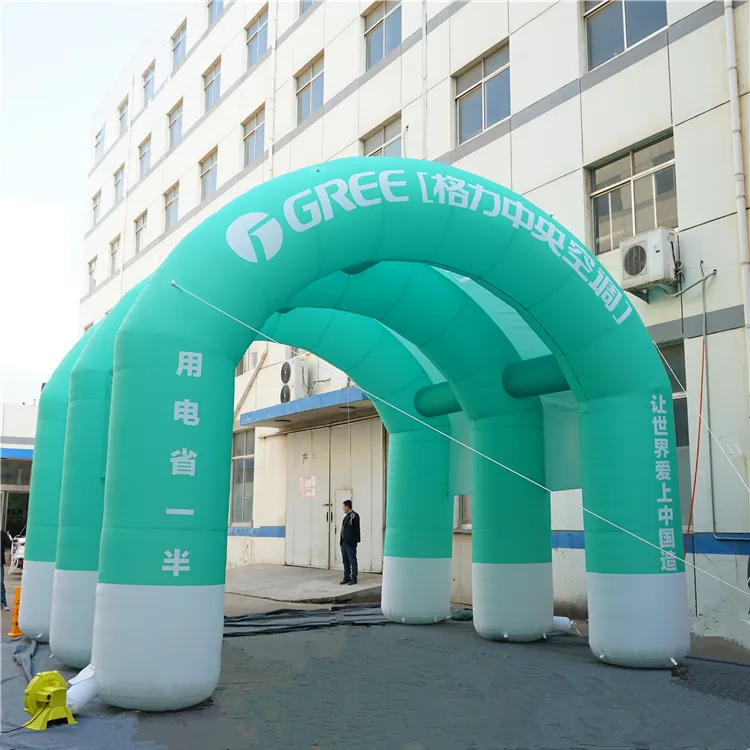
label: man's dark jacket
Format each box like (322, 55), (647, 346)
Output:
(340, 511), (361, 546)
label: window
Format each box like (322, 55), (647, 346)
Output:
(231, 429), (255, 524)
(110, 236), (120, 275)
(135, 212), (147, 253)
(118, 99), (128, 136)
(92, 191), (101, 224)
(243, 109), (265, 166)
(236, 349), (259, 377)
(585, 0), (667, 70)
(246, 8), (269, 68)
(300, 0), (314, 14)
(143, 63), (155, 105)
(364, 117), (401, 156)
(88, 257), (97, 293)
(139, 136), (151, 178)
(200, 150), (218, 201)
(172, 23), (187, 71)
(455, 494), (472, 529)
(94, 127), (105, 161)
(658, 342), (691, 525)
(456, 46), (510, 146)
(285, 346), (303, 360)
(168, 101), (183, 148)
(297, 57), (324, 124)
(165, 183), (179, 229)
(590, 134), (677, 255)
(208, 0), (224, 24)
(204, 60), (221, 111)
(113, 165), (125, 203)
(365, 1), (401, 70)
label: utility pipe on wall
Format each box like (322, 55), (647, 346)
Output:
(724, 0), (750, 414)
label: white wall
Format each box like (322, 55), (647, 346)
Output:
(0, 404), (38, 444)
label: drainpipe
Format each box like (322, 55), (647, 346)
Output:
(266, 0), (280, 182)
(421, 0), (428, 159)
(233, 344), (269, 421)
(724, 0), (750, 412)
(119, 73), (136, 300)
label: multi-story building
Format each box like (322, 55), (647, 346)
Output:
(80, 0), (749, 643)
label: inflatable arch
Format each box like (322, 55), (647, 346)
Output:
(24, 158), (690, 711)
(19, 327), (96, 641)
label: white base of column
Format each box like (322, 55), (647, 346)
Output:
(587, 572), (691, 668)
(381, 556), (452, 624)
(50, 569), (98, 669)
(91, 583), (225, 711)
(18, 560), (56, 642)
(472, 562), (553, 642)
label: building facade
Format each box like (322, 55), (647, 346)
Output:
(81, 0), (750, 642)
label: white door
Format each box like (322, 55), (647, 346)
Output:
(329, 419), (384, 574)
(284, 428), (330, 568)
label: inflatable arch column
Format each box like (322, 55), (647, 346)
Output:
(263, 308), (454, 624)
(92, 158), (689, 711)
(51, 282), (146, 668)
(290, 264), (550, 641)
(19, 328), (96, 642)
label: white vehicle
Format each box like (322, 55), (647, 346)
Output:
(10, 535), (25, 571)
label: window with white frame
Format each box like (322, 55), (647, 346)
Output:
(246, 8), (269, 68)
(584, 0), (667, 70)
(455, 46), (510, 146)
(235, 348), (259, 377)
(143, 63), (155, 106)
(297, 57), (324, 124)
(135, 212), (147, 253)
(119, 98), (129, 136)
(204, 60), (221, 111)
(172, 23), (187, 71)
(88, 257), (97, 293)
(300, 0), (314, 15)
(113, 165), (125, 203)
(168, 101), (183, 148)
(590, 134), (677, 256)
(165, 184), (179, 229)
(110, 235), (120, 275)
(92, 191), (101, 224)
(208, 0), (224, 24)
(364, 116), (401, 156)
(658, 342), (691, 525)
(243, 109), (265, 166)
(200, 150), (218, 201)
(365, 1), (401, 70)
(139, 136), (151, 178)
(231, 429), (255, 524)
(94, 127), (105, 161)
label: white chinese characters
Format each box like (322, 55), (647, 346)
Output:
(162, 549), (190, 577)
(176, 351), (203, 377)
(415, 170), (634, 327)
(174, 399), (200, 426)
(652, 392), (678, 572)
(170, 448), (197, 477)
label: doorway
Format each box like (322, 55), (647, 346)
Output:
(285, 419), (384, 572)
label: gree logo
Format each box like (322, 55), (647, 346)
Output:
(225, 212), (283, 263)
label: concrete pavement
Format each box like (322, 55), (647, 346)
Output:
(225, 563), (382, 604)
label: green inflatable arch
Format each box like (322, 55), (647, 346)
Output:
(43, 157), (689, 711)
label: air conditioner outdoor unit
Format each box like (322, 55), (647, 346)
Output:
(280, 357), (307, 403)
(618, 227), (678, 292)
